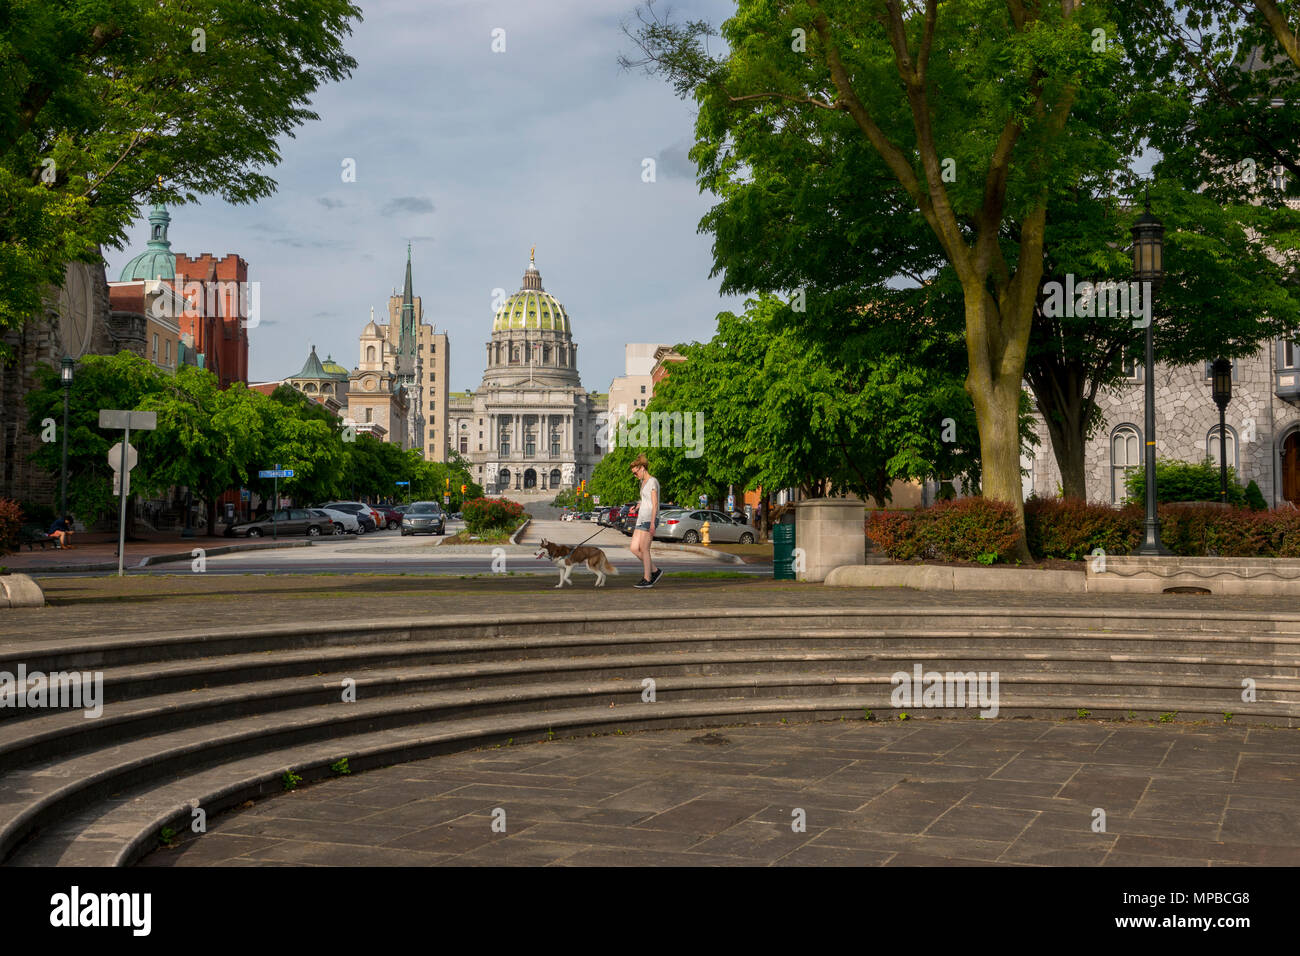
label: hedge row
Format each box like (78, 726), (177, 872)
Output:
(867, 496), (1300, 562)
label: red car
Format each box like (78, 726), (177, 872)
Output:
(372, 504), (402, 530)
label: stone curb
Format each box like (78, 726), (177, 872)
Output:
(652, 542), (746, 565)
(15, 539), (313, 574)
(825, 564), (1087, 592)
(509, 517), (532, 546)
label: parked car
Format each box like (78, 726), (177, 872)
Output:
(311, 507), (359, 535)
(450, 512), (463, 521)
(654, 509), (756, 544)
(225, 508), (333, 538)
(401, 500), (445, 536)
(619, 503), (640, 535)
(372, 504), (403, 530)
(319, 501), (379, 534)
(393, 504), (411, 516)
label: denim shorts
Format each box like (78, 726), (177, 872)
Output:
(635, 521), (652, 532)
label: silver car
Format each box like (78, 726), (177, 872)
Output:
(654, 509), (757, 544)
(312, 507), (359, 535)
(401, 501), (446, 535)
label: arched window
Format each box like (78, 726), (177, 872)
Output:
(305, 382), (317, 393)
(366, 345), (375, 362)
(1207, 425), (1239, 471)
(1111, 425), (1141, 503)
(550, 468), (562, 487)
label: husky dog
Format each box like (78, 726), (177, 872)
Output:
(535, 538), (620, 588)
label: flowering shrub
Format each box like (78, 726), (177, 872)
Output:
(1024, 497), (1142, 559)
(869, 497), (1018, 562)
(461, 497), (526, 535)
(871, 495), (1300, 562)
(0, 499), (22, 557)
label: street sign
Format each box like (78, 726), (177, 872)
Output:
(112, 470), (130, 495)
(99, 409), (157, 431)
(108, 441), (138, 472)
(698, 494), (707, 506)
(395, 481), (410, 486)
(592, 495), (600, 505)
(258, 469), (294, 479)
(726, 494), (735, 512)
(443, 495), (450, 505)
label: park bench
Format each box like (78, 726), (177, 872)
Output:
(19, 525), (57, 550)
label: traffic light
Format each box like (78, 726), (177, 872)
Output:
(461, 484), (467, 495)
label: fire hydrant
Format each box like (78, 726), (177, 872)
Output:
(701, 520), (710, 546)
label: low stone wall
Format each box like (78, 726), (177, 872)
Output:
(1089, 556), (1300, 596)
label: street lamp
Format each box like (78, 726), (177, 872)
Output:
(1211, 357), (1233, 503)
(59, 355), (74, 518)
(1132, 193), (1170, 556)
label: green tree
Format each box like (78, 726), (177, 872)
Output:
(0, 0), (361, 339)
(24, 351), (165, 523)
(136, 367), (268, 534)
(624, 0), (1121, 556)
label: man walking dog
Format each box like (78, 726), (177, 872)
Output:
(630, 454), (662, 588)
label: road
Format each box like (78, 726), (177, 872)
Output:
(63, 519), (769, 578)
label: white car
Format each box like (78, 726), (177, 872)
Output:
(312, 507), (360, 535)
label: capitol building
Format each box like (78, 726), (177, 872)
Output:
(448, 252), (607, 498)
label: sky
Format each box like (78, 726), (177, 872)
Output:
(104, 0), (745, 393)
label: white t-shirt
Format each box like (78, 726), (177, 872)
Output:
(637, 476), (659, 518)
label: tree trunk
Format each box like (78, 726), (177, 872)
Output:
(962, 287), (1034, 562)
(1033, 382), (1089, 501)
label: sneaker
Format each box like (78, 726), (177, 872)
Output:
(634, 578), (652, 588)
(650, 568), (663, 585)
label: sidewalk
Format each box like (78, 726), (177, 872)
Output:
(1, 530), (298, 573)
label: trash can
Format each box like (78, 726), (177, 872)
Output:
(773, 521), (796, 580)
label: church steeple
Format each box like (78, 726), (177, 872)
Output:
(400, 243), (415, 340)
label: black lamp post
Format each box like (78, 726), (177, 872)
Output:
(59, 355), (74, 518)
(1211, 357), (1233, 503)
(1132, 195), (1170, 556)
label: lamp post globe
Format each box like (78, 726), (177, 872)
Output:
(1132, 194), (1170, 555)
(59, 355), (74, 519)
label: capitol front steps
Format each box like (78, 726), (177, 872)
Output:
(2, 606), (1299, 866)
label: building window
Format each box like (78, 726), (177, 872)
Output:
(461, 438), (469, 453)
(525, 434), (536, 457)
(640, 385), (646, 394)
(1206, 425), (1239, 471)
(1111, 424), (1141, 503)
(152, 333), (158, 360)
(1283, 338), (1300, 370)
(1203, 359), (1238, 382)
(500, 440), (510, 456)
(367, 345), (375, 362)
(165, 339), (171, 365)
(365, 408), (372, 423)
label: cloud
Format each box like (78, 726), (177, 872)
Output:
(317, 197), (346, 209)
(656, 140), (698, 180)
(380, 196), (435, 215)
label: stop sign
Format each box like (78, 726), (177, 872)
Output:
(108, 441), (138, 472)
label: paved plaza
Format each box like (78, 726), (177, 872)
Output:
(139, 718), (1300, 867)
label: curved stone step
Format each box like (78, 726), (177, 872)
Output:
(9, 690), (1298, 868)
(3, 641), (1296, 767)
(4, 664), (1299, 863)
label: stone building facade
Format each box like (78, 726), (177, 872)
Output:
(447, 252), (607, 498)
(1025, 340), (1300, 507)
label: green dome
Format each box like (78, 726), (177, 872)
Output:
(321, 355), (349, 379)
(119, 204), (176, 281)
(492, 254), (570, 332)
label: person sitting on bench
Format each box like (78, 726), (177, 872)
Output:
(47, 515), (75, 549)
